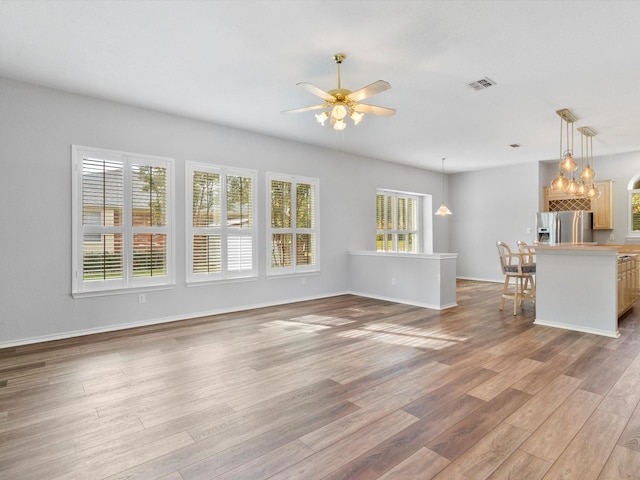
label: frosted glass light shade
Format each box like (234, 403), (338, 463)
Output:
(333, 119), (346, 131)
(331, 105), (347, 121)
(435, 203), (453, 216)
(350, 111), (364, 125)
(315, 111), (328, 126)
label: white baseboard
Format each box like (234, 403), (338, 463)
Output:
(534, 318), (620, 338)
(456, 276), (502, 284)
(347, 290), (457, 310)
(0, 291), (349, 349)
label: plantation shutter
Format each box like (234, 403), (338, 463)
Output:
(187, 163), (257, 282)
(268, 173), (319, 275)
(227, 175), (253, 273)
(73, 145), (174, 295)
(81, 156), (125, 282)
(131, 162), (169, 278)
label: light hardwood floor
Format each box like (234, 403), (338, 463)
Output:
(1, 280), (640, 479)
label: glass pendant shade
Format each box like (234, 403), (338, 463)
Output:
(434, 157), (452, 216)
(576, 181), (588, 197)
(559, 152), (578, 172)
(551, 171), (569, 191)
(435, 203), (453, 216)
(580, 164), (595, 181)
(586, 183), (601, 199)
(566, 177), (579, 195)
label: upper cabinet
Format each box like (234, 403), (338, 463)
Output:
(592, 180), (613, 230)
(543, 180), (613, 230)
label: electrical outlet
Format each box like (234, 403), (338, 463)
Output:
(301, 277), (307, 285)
(138, 294), (146, 304)
(609, 233), (615, 241)
(391, 278), (397, 286)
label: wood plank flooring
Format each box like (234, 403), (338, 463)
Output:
(2, 280), (640, 479)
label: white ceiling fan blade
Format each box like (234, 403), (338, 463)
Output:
(297, 82), (334, 101)
(353, 103), (396, 117)
(282, 104), (327, 114)
(348, 80), (391, 102)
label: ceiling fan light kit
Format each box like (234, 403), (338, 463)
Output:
(283, 53), (395, 130)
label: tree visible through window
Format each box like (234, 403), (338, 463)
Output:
(267, 173), (319, 274)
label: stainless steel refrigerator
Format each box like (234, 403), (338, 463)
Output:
(536, 211), (593, 244)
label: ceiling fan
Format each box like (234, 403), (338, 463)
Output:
(283, 53), (396, 131)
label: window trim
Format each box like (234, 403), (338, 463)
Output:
(185, 162), (258, 284)
(628, 174), (640, 238)
(71, 145), (175, 297)
(266, 172), (320, 276)
(376, 188), (429, 254)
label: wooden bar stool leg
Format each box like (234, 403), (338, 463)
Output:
(500, 276), (508, 311)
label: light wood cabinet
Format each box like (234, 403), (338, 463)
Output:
(618, 254), (639, 317)
(592, 180), (613, 229)
(542, 180), (613, 230)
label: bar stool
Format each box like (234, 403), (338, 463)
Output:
(497, 241), (536, 315)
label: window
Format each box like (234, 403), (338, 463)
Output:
(376, 189), (422, 253)
(267, 173), (319, 275)
(187, 163), (257, 282)
(628, 175), (640, 237)
(72, 146), (174, 295)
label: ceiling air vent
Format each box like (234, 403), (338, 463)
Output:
(467, 77), (496, 91)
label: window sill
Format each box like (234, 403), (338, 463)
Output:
(348, 250), (458, 260)
(186, 275), (259, 287)
(266, 271), (320, 279)
(72, 284), (175, 299)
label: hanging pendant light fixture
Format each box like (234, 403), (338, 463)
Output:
(578, 126), (600, 199)
(435, 157), (453, 216)
(575, 129), (588, 197)
(551, 108), (578, 191)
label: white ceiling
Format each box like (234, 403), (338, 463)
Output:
(1, 0), (640, 173)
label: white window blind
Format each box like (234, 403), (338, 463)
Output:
(376, 189), (420, 253)
(267, 173), (319, 275)
(72, 146), (174, 295)
(187, 163), (257, 282)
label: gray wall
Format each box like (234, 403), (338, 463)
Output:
(450, 162), (540, 282)
(0, 78), (447, 346)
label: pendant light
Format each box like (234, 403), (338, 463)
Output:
(434, 157), (452, 216)
(578, 126), (600, 199)
(551, 108), (578, 191)
(575, 129), (588, 197)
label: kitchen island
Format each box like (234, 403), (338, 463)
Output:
(534, 244), (636, 338)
